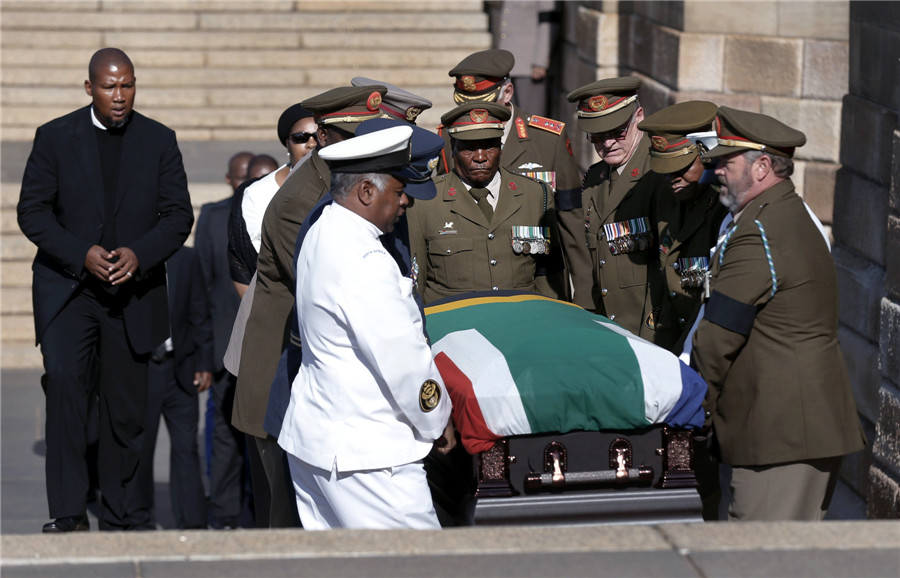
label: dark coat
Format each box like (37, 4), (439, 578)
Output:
(691, 179), (866, 466)
(165, 246), (214, 392)
(17, 105), (194, 354)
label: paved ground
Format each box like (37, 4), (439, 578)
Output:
(3, 367), (898, 577)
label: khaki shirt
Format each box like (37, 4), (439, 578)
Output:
(582, 135), (664, 335)
(407, 168), (564, 305)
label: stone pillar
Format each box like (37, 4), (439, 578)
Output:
(839, 2), (900, 520)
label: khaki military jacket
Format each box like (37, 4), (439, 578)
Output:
(232, 151), (330, 438)
(648, 184), (728, 353)
(407, 168), (564, 305)
(582, 134), (663, 335)
(692, 179), (865, 467)
(437, 106), (593, 309)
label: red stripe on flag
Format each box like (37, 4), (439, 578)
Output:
(434, 351), (501, 454)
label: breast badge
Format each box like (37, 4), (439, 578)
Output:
(419, 379), (442, 412)
(511, 225), (550, 255)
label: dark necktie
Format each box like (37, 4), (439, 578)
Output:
(470, 187), (493, 222)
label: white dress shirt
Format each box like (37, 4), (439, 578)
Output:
(241, 166), (284, 252)
(278, 203), (451, 472)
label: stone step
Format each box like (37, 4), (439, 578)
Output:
(0, 0), (484, 13)
(2, 342), (42, 369)
(2, 261), (32, 287)
(2, 314), (34, 344)
(0, 10), (487, 33)
(2, 287), (31, 315)
(1, 66), (465, 91)
(2, 30), (489, 51)
(1, 235), (36, 262)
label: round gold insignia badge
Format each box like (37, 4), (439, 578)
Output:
(470, 109), (489, 124)
(367, 91), (382, 111)
(588, 95), (608, 112)
(419, 379), (441, 412)
(406, 107), (422, 122)
(427, 156), (439, 172)
(651, 136), (670, 151)
(462, 75), (477, 92)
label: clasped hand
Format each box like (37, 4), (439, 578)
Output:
(84, 245), (139, 285)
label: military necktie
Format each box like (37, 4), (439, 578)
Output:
(470, 187), (493, 222)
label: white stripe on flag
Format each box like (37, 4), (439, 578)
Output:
(592, 320), (682, 423)
(432, 329), (532, 437)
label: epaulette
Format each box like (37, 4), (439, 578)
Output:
(528, 115), (565, 135)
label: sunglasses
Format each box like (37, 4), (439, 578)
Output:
(289, 131), (317, 144)
(586, 111), (636, 144)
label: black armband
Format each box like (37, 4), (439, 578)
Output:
(555, 188), (582, 211)
(705, 290), (758, 336)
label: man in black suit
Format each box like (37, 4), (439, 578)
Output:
(17, 48), (194, 532)
(195, 189), (244, 528)
(138, 246), (213, 529)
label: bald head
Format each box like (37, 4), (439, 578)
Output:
(88, 48), (133, 83)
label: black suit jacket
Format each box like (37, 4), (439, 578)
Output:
(17, 105), (194, 354)
(166, 246), (215, 393)
(194, 197), (241, 373)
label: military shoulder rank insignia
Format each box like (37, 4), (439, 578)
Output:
(419, 379), (441, 412)
(516, 117), (528, 139)
(528, 115), (565, 135)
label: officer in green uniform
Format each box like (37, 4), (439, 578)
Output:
(692, 107), (865, 521)
(566, 77), (665, 335)
(407, 102), (564, 305)
(637, 101), (728, 354)
(439, 49), (592, 308)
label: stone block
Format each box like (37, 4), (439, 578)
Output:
(2, 107), (73, 132)
(893, 130), (900, 214)
(0, 344), (43, 370)
(840, 95), (896, 187)
(638, 77), (672, 117)
(2, 261), (33, 288)
(872, 384), (900, 478)
(1, 87), (85, 109)
(137, 68), (309, 89)
(851, 1), (900, 32)
(630, 0), (683, 30)
(888, 216), (900, 302)
(792, 159), (807, 200)
(761, 97), (841, 162)
(0, 30), (101, 48)
(839, 327), (882, 424)
(674, 91), (761, 112)
(802, 40), (849, 100)
(115, 1), (287, 11)
(626, 13), (653, 77)
(1, 208), (20, 235)
(205, 49), (467, 70)
(677, 33), (724, 92)
(575, 6), (601, 63)
(296, 0), (484, 11)
(801, 162), (838, 224)
(683, 1), (777, 36)
(724, 36), (803, 97)
(777, 1), (849, 41)
(849, 22), (900, 110)
(652, 26), (680, 89)
(1, 0), (97, 10)
(832, 168), (887, 266)
(867, 465), (900, 519)
(833, 245), (885, 339)
(880, 298), (900, 384)
(209, 88), (313, 108)
(2, 67), (84, 88)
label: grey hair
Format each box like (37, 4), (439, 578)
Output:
(330, 172), (391, 200)
(744, 150), (794, 178)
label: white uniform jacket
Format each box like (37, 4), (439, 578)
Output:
(278, 203), (451, 472)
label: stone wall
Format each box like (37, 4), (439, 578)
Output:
(556, 0), (894, 515)
(557, 0), (848, 232)
(840, 2), (900, 519)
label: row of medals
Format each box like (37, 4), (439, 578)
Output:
(607, 231), (653, 255)
(512, 237), (550, 255)
(673, 261), (708, 289)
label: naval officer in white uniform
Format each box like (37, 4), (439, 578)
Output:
(278, 125), (455, 529)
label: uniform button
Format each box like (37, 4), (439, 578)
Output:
(599, 259), (606, 267)
(670, 291), (676, 298)
(446, 249), (452, 254)
(492, 286), (499, 291)
(490, 259), (497, 266)
(488, 233), (494, 240)
(678, 318), (686, 325)
(501, 32), (507, 39)
(601, 288), (608, 296)
(609, 314), (616, 321)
